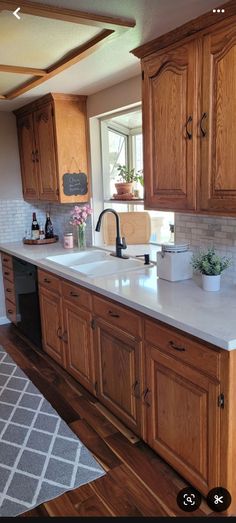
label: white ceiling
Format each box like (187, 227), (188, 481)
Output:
(0, 0), (224, 112)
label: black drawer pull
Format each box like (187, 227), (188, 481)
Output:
(7, 309), (13, 314)
(108, 310), (120, 318)
(200, 112), (207, 137)
(6, 288), (12, 293)
(3, 258), (9, 263)
(70, 291), (80, 298)
(44, 278), (51, 284)
(169, 340), (186, 352)
(4, 271), (10, 276)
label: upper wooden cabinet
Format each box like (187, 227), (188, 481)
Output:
(133, 13), (236, 214)
(14, 93), (90, 204)
(200, 22), (236, 212)
(142, 40), (199, 211)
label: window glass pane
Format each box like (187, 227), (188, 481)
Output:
(108, 129), (127, 197)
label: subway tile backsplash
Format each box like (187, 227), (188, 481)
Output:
(175, 213), (236, 281)
(0, 199), (93, 245)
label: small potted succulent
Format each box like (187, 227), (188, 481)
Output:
(115, 164), (143, 196)
(191, 247), (232, 291)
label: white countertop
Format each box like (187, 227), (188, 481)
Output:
(1, 240), (236, 351)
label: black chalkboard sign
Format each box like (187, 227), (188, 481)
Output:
(63, 172), (88, 196)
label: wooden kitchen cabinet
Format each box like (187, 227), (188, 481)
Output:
(62, 280), (95, 394)
(144, 319), (222, 495)
(200, 21), (236, 212)
(142, 40), (199, 211)
(38, 271), (95, 392)
(145, 343), (220, 494)
(1, 253), (17, 324)
(39, 285), (66, 368)
(133, 12), (236, 214)
(93, 294), (143, 435)
(15, 93), (90, 204)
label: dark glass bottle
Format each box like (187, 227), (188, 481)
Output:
(45, 212), (54, 239)
(31, 212), (40, 240)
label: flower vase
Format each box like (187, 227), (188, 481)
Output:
(77, 223), (86, 249)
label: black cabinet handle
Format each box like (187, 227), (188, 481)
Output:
(200, 112), (207, 137)
(7, 309), (13, 314)
(57, 327), (63, 340)
(169, 340), (186, 352)
(70, 291), (80, 298)
(44, 278), (51, 284)
(132, 380), (140, 399)
(4, 271), (10, 276)
(142, 387), (151, 407)
(185, 115), (192, 140)
(6, 288), (12, 293)
(108, 310), (120, 318)
(32, 151), (35, 163)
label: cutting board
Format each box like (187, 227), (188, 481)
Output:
(103, 211), (151, 245)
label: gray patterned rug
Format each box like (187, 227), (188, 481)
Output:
(0, 345), (105, 517)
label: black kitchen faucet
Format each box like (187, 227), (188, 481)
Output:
(95, 208), (128, 259)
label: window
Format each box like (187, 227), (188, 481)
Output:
(100, 107), (174, 244)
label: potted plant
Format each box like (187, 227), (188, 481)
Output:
(115, 164), (143, 196)
(191, 248), (232, 291)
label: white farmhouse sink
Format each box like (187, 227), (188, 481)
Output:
(46, 249), (109, 267)
(46, 249), (147, 277)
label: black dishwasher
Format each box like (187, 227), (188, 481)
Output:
(13, 256), (42, 348)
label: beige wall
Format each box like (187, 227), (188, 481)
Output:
(0, 112), (22, 199)
(87, 75), (141, 118)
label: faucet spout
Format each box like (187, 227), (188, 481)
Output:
(95, 209), (128, 259)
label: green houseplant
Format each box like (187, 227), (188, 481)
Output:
(191, 247), (232, 291)
(115, 164), (143, 196)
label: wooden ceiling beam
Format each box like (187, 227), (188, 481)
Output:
(0, 0), (135, 29)
(0, 64), (46, 76)
(5, 29), (114, 100)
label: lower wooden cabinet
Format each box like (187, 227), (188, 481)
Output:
(63, 299), (95, 394)
(38, 270), (95, 393)
(93, 317), (143, 435)
(145, 343), (221, 494)
(39, 286), (65, 367)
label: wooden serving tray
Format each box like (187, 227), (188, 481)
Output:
(23, 235), (59, 245)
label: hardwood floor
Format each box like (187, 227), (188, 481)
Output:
(0, 324), (214, 518)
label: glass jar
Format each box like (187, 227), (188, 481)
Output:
(64, 232), (74, 249)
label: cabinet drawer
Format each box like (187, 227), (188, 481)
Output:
(93, 295), (142, 337)
(62, 281), (92, 310)
(5, 299), (17, 324)
(145, 319), (220, 379)
(3, 279), (16, 305)
(38, 269), (61, 294)
(1, 253), (13, 270)
(2, 267), (14, 283)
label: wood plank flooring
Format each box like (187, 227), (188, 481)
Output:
(0, 324), (214, 518)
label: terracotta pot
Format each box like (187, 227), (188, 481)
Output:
(115, 182), (133, 195)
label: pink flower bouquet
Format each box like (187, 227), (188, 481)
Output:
(70, 204), (92, 226)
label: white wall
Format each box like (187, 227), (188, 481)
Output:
(0, 112), (22, 199)
(88, 75), (142, 245)
(87, 75), (141, 118)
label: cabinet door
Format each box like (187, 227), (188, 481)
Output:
(145, 344), (220, 494)
(94, 319), (142, 435)
(39, 286), (65, 367)
(34, 103), (59, 201)
(17, 114), (38, 200)
(200, 22), (236, 212)
(142, 40), (199, 211)
(63, 300), (95, 394)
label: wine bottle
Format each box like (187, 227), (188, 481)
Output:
(45, 212), (54, 239)
(31, 212), (40, 240)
